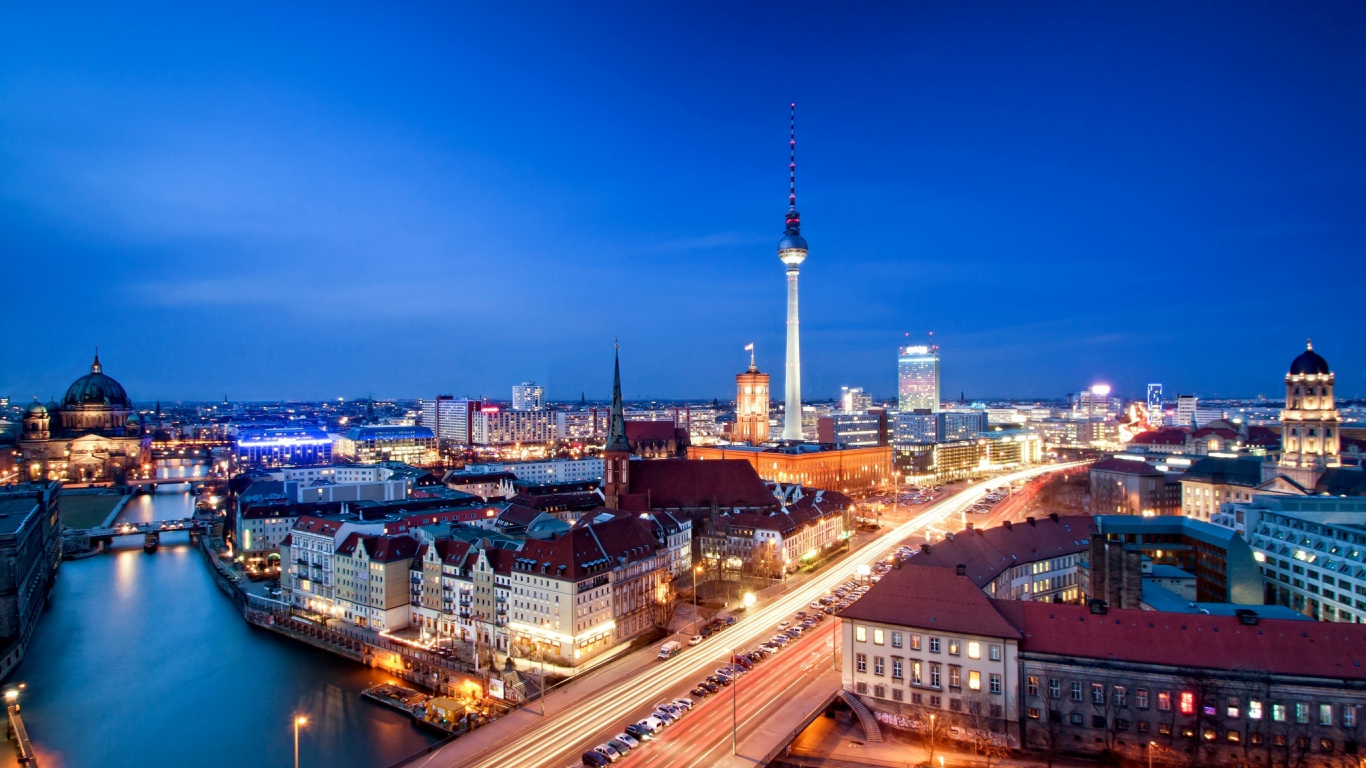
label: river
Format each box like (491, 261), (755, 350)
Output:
(4, 485), (439, 768)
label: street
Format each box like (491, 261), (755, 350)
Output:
(407, 461), (1088, 768)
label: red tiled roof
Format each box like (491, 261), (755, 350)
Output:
(495, 503), (544, 526)
(335, 532), (418, 562)
(625, 420), (679, 441)
(514, 514), (660, 581)
(627, 459), (777, 509)
(838, 566), (1023, 639)
(1246, 426), (1281, 448)
(909, 516), (1095, 588)
(1192, 426), (1239, 440)
(293, 515), (345, 535)
(510, 491), (602, 511)
(992, 600), (1366, 680)
(1091, 457), (1163, 475)
(1129, 428), (1188, 446)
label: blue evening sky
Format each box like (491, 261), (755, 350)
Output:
(2, 2), (1363, 403)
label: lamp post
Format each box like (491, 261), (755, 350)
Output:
(1148, 740), (1157, 768)
(731, 647), (739, 755)
(294, 716), (307, 768)
(693, 564), (703, 633)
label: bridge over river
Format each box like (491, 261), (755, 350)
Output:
(63, 517), (209, 554)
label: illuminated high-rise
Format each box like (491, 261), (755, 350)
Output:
(734, 345), (770, 445)
(1146, 384), (1163, 427)
(897, 345), (940, 413)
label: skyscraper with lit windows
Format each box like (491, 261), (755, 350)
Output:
(897, 345), (940, 413)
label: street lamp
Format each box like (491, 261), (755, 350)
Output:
(693, 565), (704, 633)
(294, 716), (308, 768)
(1148, 740), (1157, 768)
(730, 647), (739, 755)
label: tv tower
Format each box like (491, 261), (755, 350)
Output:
(778, 103), (808, 441)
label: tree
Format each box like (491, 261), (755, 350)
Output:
(963, 693), (1010, 768)
(904, 704), (950, 767)
(650, 575), (677, 631)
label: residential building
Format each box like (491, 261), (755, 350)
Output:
(898, 345), (940, 413)
(462, 457), (603, 485)
(910, 514), (1092, 603)
(1075, 385), (1120, 419)
(1089, 457), (1181, 516)
(699, 486), (851, 578)
(334, 534), (420, 630)
(939, 410), (989, 442)
(1216, 493), (1366, 623)
(444, 470), (517, 500)
(470, 407), (557, 445)
(892, 410), (937, 446)
(841, 387), (873, 414)
(283, 514), (384, 617)
(0, 483), (61, 680)
(420, 397), (481, 445)
(840, 563), (1366, 766)
(512, 382), (545, 411)
(1181, 457), (1265, 520)
(1086, 514), (1264, 604)
(817, 412), (882, 448)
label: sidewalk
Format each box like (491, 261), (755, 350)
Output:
(779, 716), (1103, 768)
(714, 667), (843, 768)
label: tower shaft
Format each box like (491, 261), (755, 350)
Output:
(783, 267), (802, 440)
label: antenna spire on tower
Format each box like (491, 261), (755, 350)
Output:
(789, 102), (796, 210)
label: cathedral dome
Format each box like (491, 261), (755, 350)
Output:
(1289, 341), (1330, 376)
(24, 400), (47, 417)
(62, 353), (130, 408)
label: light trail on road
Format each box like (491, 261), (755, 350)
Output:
(415, 462), (1088, 768)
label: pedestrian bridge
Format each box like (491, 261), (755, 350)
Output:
(62, 518), (207, 555)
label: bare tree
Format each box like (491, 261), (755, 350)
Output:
(650, 576), (677, 631)
(905, 704), (951, 767)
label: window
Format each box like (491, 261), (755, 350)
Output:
(891, 632), (903, 649)
(989, 644), (1001, 661)
(1114, 687), (1127, 707)
(856, 653), (867, 672)
(1093, 684), (1105, 705)
(1070, 713), (1083, 726)
(949, 666), (961, 689)
(1227, 698), (1240, 718)
(1248, 701), (1263, 720)
(874, 657), (885, 676)
(1028, 707), (1041, 719)
(1158, 723), (1172, 736)
(929, 637), (941, 653)
(1180, 691), (1195, 715)
(930, 663), (942, 689)
(874, 629), (885, 646)
(1320, 738), (1334, 752)
(1227, 730), (1240, 743)
(912, 660), (922, 685)
(1320, 704), (1333, 726)
(930, 695), (941, 708)
(967, 641), (981, 659)
(948, 640), (960, 656)
(1027, 676), (1039, 697)
(1250, 732), (1263, 745)
(990, 673), (1002, 695)
(1158, 691), (1172, 711)
(1273, 704), (1286, 722)
(1345, 707), (1358, 728)
(892, 688), (904, 702)
(892, 658), (903, 680)
(856, 626), (867, 642)
(1072, 682), (1083, 702)
(856, 682), (868, 694)
(910, 634), (922, 651)
(1137, 721), (1149, 734)
(1050, 679), (1061, 699)
(1296, 703), (1310, 724)
(969, 671), (981, 691)
(1203, 728), (1216, 741)
(874, 684), (886, 699)
(1136, 689), (1149, 709)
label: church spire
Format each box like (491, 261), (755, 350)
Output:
(606, 343), (630, 452)
(91, 348), (102, 374)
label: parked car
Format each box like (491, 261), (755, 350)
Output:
(614, 733), (640, 749)
(624, 723), (654, 741)
(778, 620), (790, 629)
(607, 738), (634, 754)
(699, 680), (720, 693)
(691, 685), (713, 698)
(638, 716), (665, 733)
(652, 709), (677, 725)
(673, 697), (695, 710)
(593, 743), (621, 762)
(724, 616), (736, 626)
(688, 635), (703, 646)
(582, 750), (611, 767)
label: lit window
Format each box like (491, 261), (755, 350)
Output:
(856, 626), (866, 643)
(874, 629), (885, 645)
(1180, 691), (1195, 715)
(1272, 704), (1286, 722)
(967, 641), (981, 659)
(1248, 701), (1262, 720)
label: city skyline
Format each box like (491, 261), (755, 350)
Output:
(3, 3), (1364, 401)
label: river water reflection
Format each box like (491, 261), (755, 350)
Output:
(4, 485), (438, 768)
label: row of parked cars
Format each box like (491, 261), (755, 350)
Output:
(580, 696), (697, 766)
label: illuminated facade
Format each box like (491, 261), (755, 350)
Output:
(18, 354), (147, 483)
(897, 345), (940, 413)
(734, 350), (771, 445)
(512, 382), (545, 411)
(1147, 383), (1163, 427)
(470, 407), (556, 445)
(336, 425), (438, 466)
(235, 427), (333, 467)
(1266, 341), (1340, 488)
(688, 442), (892, 497)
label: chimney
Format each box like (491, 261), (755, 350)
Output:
(965, 522), (974, 531)
(1235, 609), (1259, 626)
(1049, 512), (1059, 522)
(921, 543), (932, 555)
(1002, 520), (1012, 529)
(955, 563), (967, 577)
(1088, 599), (1108, 615)
(1026, 516), (1036, 526)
